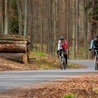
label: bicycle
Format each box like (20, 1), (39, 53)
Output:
(94, 50), (98, 70)
(59, 50), (67, 70)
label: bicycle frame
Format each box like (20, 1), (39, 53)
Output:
(94, 50), (98, 70)
(59, 51), (67, 70)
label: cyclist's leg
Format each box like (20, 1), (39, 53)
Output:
(58, 50), (62, 57)
(64, 54), (67, 65)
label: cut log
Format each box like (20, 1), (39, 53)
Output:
(0, 40), (27, 44)
(0, 35), (29, 53)
(0, 43), (27, 53)
(0, 35), (31, 63)
(0, 34), (29, 41)
(22, 53), (29, 64)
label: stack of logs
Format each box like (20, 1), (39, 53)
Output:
(0, 34), (29, 53)
(0, 34), (30, 63)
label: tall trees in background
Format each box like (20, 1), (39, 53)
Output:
(4, 0), (9, 35)
(83, 0), (88, 59)
(75, 0), (79, 51)
(47, 0), (52, 54)
(40, 0), (44, 52)
(17, 0), (22, 35)
(66, 0), (70, 58)
(0, 0), (98, 59)
(53, 0), (57, 56)
(24, 0), (28, 36)
(72, 0), (76, 59)
(1, 0), (5, 34)
(29, 0), (34, 48)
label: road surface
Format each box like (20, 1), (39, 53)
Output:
(0, 60), (97, 92)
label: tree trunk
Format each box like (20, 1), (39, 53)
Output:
(53, 0), (57, 56)
(29, 0), (34, 49)
(75, 0), (79, 52)
(40, 0), (44, 52)
(66, 0), (70, 58)
(83, 0), (88, 59)
(72, 0), (76, 59)
(24, 0), (28, 36)
(4, 0), (9, 35)
(17, 0), (23, 35)
(47, 0), (52, 54)
(1, 0), (5, 34)
(89, 0), (95, 59)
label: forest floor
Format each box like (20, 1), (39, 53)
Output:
(0, 53), (98, 98)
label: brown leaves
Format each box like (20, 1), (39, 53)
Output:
(0, 74), (98, 98)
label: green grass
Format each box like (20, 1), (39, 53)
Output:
(29, 51), (59, 69)
(34, 59), (58, 69)
(69, 46), (89, 60)
(63, 94), (76, 98)
(29, 51), (86, 70)
(30, 51), (46, 58)
(68, 62), (82, 69)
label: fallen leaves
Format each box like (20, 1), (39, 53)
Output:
(0, 74), (98, 98)
(0, 54), (98, 98)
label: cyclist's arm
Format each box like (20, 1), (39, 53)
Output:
(58, 40), (62, 50)
(90, 40), (94, 50)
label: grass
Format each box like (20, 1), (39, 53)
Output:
(29, 51), (86, 70)
(69, 46), (89, 60)
(29, 50), (59, 69)
(68, 62), (81, 69)
(63, 93), (76, 98)
(30, 51), (46, 58)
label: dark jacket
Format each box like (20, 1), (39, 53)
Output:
(93, 40), (98, 49)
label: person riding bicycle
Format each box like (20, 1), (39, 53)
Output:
(57, 36), (68, 65)
(89, 35), (98, 56)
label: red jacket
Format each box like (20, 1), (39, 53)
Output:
(61, 39), (68, 50)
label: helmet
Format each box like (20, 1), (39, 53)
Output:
(59, 36), (64, 40)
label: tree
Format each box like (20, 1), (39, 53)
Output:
(72, 0), (76, 59)
(53, 0), (57, 56)
(75, 0), (79, 51)
(65, 0), (70, 58)
(17, 0), (22, 35)
(1, 0), (5, 34)
(83, 0), (88, 59)
(4, 0), (9, 35)
(24, 0), (28, 36)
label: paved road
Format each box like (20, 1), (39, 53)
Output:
(0, 60), (97, 92)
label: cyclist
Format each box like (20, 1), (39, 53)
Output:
(89, 35), (98, 56)
(57, 36), (68, 65)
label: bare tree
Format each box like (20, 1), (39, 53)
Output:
(24, 0), (28, 36)
(83, 0), (88, 59)
(4, 0), (9, 35)
(1, 0), (5, 34)
(72, 0), (76, 59)
(17, 0), (22, 35)
(53, 0), (57, 56)
(75, 0), (79, 52)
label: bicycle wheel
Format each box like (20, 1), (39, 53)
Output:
(94, 56), (98, 70)
(63, 61), (66, 70)
(95, 63), (98, 70)
(60, 57), (66, 70)
(59, 56), (63, 70)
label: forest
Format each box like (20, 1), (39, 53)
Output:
(0, 0), (98, 59)
(0, 1), (98, 98)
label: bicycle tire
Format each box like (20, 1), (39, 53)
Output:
(59, 56), (63, 70)
(59, 51), (67, 70)
(95, 63), (98, 70)
(60, 57), (66, 70)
